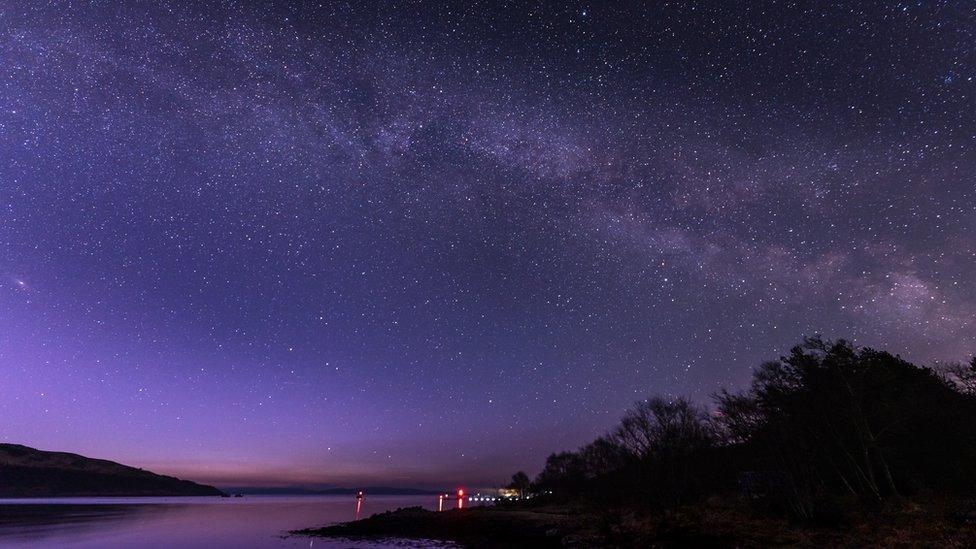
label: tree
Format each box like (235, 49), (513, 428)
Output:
(612, 397), (714, 460)
(578, 436), (628, 479)
(713, 389), (764, 445)
(937, 357), (976, 395)
(533, 451), (587, 495)
(715, 337), (976, 508)
(507, 471), (531, 497)
(520, 337), (976, 517)
(609, 396), (717, 503)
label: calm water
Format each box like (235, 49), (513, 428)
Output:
(0, 495), (461, 548)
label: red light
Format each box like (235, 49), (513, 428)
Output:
(457, 489), (464, 497)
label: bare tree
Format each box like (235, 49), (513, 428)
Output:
(612, 397), (714, 460)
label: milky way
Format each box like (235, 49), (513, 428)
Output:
(1, 2), (974, 488)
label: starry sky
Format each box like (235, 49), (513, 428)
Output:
(1, 1), (974, 489)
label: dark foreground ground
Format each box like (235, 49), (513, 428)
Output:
(294, 497), (976, 548)
(294, 505), (570, 548)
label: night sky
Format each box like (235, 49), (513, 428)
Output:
(1, 1), (974, 489)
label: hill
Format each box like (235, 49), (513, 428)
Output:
(0, 444), (224, 497)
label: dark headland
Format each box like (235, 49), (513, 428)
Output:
(0, 444), (224, 497)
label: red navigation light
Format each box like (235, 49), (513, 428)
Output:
(457, 489), (464, 497)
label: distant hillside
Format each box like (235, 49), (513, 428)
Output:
(316, 486), (445, 496)
(229, 486), (446, 496)
(0, 444), (224, 497)
(228, 486), (445, 496)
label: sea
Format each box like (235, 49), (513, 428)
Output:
(0, 494), (463, 548)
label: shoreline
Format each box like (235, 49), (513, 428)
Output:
(294, 504), (580, 548)
(294, 497), (976, 548)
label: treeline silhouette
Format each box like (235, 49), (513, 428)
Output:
(519, 337), (976, 521)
